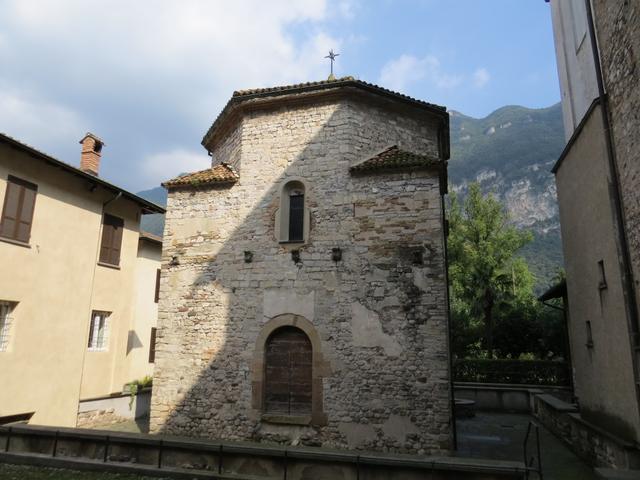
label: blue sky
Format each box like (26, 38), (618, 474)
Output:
(0, 1), (560, 192)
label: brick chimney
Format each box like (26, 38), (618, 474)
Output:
(79, 133), (104, 176)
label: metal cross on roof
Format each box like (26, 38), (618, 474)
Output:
(325, 49), (339, 79)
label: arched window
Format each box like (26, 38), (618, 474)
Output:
(264, 326), (312, 415)
(278, 180), (307, 243)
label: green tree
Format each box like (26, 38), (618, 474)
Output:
(448, 183), (534, 357)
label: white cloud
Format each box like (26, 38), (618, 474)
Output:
(0, 0), (355, 189)
(141, 149), (211, 188)
(0, 88), (84, 147)
(472, 68), (490, 88)
(378, 54), (462, 93)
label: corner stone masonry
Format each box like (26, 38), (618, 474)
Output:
(150, 79), (452, 454)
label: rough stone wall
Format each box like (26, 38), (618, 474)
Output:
(592, 0), (640, 441)
(151, 97), (451, 454)
(211, 121), (243, 172)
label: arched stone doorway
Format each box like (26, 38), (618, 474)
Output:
(251, 314), (330, 425)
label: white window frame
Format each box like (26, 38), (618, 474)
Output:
(88, 311), (111, 351)
(0, 301), (15, 352)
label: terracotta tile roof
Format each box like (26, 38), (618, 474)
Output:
(202, 77), (449, 154)
(162, 163), (239, 188)
(349, 146), (441, 174)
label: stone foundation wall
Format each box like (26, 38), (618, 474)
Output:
(151, 96), (451, 453)
(76, 409), (129, 429)
(534, 394), (640, 469)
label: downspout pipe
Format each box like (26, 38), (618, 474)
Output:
(584, 0), (640, 416)
(75, 190), (123, 422)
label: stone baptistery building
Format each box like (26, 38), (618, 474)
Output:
(150, 77), (452, 454)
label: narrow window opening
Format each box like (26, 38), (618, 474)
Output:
(598, 260), (607, 290)
(88, 311), (111, 351)
(288, 192), (304, 242)
(154, 269), (161, 303)
(149, 327), (157, 363)
(0, 301), (16, 351)
(586, 321), (594, 348)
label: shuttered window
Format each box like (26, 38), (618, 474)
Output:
(264, 327), (312, 415)
(99, 214), (124, 266)
(0, 176), (37, 244)
(154, 269), (161, 303)
(149, 327), (157, 363)
(288, 194), (304, 242)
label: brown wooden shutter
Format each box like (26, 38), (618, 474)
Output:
(99, 214), (124, 265)
(0, 176), (37, 243)
(265, 327), (312, 415)
(154, 269), (161, 303)
(149, 327), (157, 363)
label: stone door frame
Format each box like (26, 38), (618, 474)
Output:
(251, 313), (330, 426)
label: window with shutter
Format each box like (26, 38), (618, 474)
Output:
(288, 193), (304, 242)
(0, 176), (37, 244)
(149, 327), (157, 363)
(264, 327), (312, 415)
(154, 269), (161, 303)
(99, 214), (124, 266)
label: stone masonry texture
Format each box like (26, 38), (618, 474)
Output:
(593, 1), (640, 336)
(150, 91), (452, 454)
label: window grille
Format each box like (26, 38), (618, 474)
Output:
(88, 311), (111, 351)
(0, 302), (14, 351)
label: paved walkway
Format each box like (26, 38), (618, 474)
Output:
(456, 412), (598, 480)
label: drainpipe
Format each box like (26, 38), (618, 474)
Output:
(584, 0), (640, 420)
(75, 191), (123, 423)
(437, 116), (457, 450)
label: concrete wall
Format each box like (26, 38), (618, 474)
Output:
(127, 239), (161, 381)
(0, 141), (158, 427)
(151, 93), (451, 454)
(554, 104), (640, 442)
(549, 0), (599, 139)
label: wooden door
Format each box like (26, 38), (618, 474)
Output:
(264, 327), (312, 414)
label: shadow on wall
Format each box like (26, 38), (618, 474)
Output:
(150, 96), (451, 456)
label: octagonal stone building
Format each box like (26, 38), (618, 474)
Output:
(150, 77), (452, 454)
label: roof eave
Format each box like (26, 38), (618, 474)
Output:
(201, 80), (449, 152)
(0, 133), (165, 214)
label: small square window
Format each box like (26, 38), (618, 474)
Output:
(0, 301), (16, 351)
(88, 311), (111, 351)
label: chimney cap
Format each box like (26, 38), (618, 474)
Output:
(79, 132), (105, 146)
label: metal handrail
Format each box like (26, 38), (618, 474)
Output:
(523, 421), (543, 479)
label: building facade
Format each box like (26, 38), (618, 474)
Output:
(549, 0), (640, 464)
(0, 133), (164, 427)
(150, 78), (452, 454)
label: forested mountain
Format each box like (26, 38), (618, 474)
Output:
(448, 102), (565, 288)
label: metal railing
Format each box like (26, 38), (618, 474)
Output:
(523, 421), (543, 479)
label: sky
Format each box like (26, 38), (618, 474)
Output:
(0, 0), (561, 193)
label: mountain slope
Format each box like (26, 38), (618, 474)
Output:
(449, 102), (565, 288)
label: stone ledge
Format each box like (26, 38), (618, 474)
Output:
(536, 394), (578, 412)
